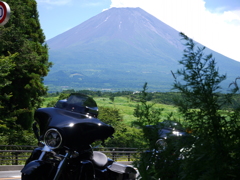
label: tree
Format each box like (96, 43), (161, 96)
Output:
(172, 33), (240, 179)
(132, 83), (167, 180)
(0, 0), (52, 131)
(98, 106), (144, 148)
(0, 53), (16, 134)
(133, 83), (164, 148)
(109, 96), (115, 103)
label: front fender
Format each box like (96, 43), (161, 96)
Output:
(21, 160), (53, 176)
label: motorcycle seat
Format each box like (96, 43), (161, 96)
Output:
(92, 151), (108, 167)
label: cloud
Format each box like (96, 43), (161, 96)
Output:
(37, 0), (72, 6)
(223, 10), (240, 24)
(109, 0), (240, 62)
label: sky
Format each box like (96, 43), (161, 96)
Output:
(36, 0), (240, 62)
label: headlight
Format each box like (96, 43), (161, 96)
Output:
(44, 128), (62, 149)
(156, 139), (167, 150)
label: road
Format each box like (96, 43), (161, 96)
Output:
(0, 171), (21, 180)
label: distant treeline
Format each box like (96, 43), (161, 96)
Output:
(46, 89), (240, 108)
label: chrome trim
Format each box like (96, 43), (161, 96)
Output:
(44, 128), (62, 149)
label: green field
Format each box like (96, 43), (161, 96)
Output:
(42, 96), (181, 125)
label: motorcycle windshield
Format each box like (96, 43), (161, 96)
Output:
(55, 93), (98, 117)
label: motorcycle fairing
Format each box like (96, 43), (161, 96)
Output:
(35, 107), (114, 148)
(21, 160), (53, 176)
(25, 147), (43, 164)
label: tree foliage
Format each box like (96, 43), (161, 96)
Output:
(172, 33), (240, 179)
(133, 33), (240, 180)
(132, 83), (167, 179)
(0, 0), (52, 134)
(98, 106), (144, 148)
(0, 53), (17, 134)
(133, 83), (164, 148)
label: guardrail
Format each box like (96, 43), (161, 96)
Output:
(0, 145), (140, 165)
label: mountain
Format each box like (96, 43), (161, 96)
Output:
(45, 7), (240, 92)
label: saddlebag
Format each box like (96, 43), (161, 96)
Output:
(108, 162), (137, 180)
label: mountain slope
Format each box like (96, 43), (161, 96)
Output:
(45, 7), (240, 92)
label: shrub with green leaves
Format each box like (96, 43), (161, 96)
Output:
(172, 33), (240, 180)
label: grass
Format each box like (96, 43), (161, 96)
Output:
(95, 96), (137, 125)
(42, 96), (182, 125)
(42, 96), (58, 107)
(42, 95), (234, 129)
(95, 96), (182, 125)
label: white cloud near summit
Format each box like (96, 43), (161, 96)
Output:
(110, 0), (240, 62)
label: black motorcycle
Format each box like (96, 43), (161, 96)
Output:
(21, 93), (139, 180)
